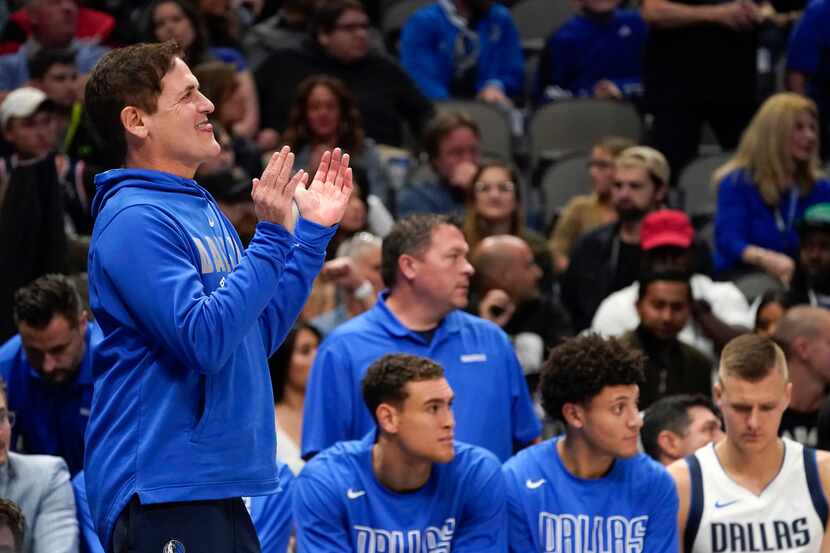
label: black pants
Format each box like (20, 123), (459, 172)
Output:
(112, 496), (261, 553)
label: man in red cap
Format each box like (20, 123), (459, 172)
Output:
(592, 209), (752, 362)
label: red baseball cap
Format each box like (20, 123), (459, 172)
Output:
(640, 209), (694, 250)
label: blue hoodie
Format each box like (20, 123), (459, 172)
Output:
(83, 168), (334, 550)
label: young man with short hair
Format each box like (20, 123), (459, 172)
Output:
(503, 334), (679, 552)
(642, 394), (723, 466)
(294, 353), (505, 552)
(669, 334), (830, 552)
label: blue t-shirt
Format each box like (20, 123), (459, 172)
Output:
(293, 433), (506, 552)
(301, 295), (541, 461)
(0, 322), (101, 476)
(502, 437), (679, 553)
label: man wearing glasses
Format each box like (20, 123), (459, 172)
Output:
(0, 376), (79, 553)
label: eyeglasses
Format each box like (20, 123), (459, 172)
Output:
(475, 181), (515, 194)
(0, 410), (15, 427)
(334, 22), (370, 33)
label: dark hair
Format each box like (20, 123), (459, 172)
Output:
(0, 499), (25, 552)
(463, 160), (525, 251)
(594, 136), (636, 157)
(268, 322), (322, 404)
(380, 214), (460, 288)
(282, 74), (365, 153)
(310, 0), (366, 38)
(191, 60), (238, 127)
(720, 333), (787, 383)
(641, 394), (721, 461)
(540, 334), (646, 423)
(362, 353), (445, 423)
(636, 271), (692, 302)
(84, 41), (181, 164)
(13, 274), (83, 329)
(143, 0), (211, 66)
(754, 289), (788, 332)
(422, 111), (480, 160)
(27, 48), (76, 80)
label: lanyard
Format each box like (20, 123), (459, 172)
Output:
(774, 188), (799, 233)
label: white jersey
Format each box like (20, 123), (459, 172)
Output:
(686, 438), (827, 553)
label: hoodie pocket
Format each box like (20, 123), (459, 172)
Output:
(189, 374), (214, 442)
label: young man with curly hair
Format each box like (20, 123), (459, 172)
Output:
(502, 334), (679, 552)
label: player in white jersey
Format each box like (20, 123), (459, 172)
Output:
(669, 333), (830, 553)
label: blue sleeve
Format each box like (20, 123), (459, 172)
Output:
(257, 218), (335, 356)
(300, 338), (357, 458)
(642, 469), (680, 553)
(400, 13), (451, 100)
(72, 474), (105, 553)
(714, 172), (753, 272)
(454, 454), (508, 552)
(94, 206), (304, 374)
(477, 11), (524, 97)
(293, 469), (351, 552)
(502, 463), (536, 553)
(787, 0), (827, 74)
(251, 464), (294, 553)
(504, 334), (542, 445)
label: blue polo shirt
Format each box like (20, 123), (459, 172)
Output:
(0, 321), (100, 476)
(301, 294), (541, 461)
(294, 432), (506, 552)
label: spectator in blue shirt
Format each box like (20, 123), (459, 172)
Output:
(400, 0), (523, 105)
(0, 274), (98, 476)
(536, 0), (648, 104)
(713, 93), (830, 284)
(294, 353), (506, 552)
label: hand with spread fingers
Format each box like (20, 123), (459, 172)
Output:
(251, 146), (308, 228)
(295, 147), (354, 228)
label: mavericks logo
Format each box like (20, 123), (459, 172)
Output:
(163, 540), (186, 553)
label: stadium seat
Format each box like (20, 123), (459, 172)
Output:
(539, 152), (591, 227)
(677, 152), (732, 219)
(380, 0), (432, 53)
(511, 0), (574, 52)
(435, 100), (514, 160)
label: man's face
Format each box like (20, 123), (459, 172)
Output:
(432, 126), (480, 182)
(139, 57), (220, 176)
(588, 146), (616, 198)
(636, 280), (690, 340)
(407, 225), (475, 314)
(502, 241), (542, 304)
(803, 319), (830, 382)
(0, 393), (10, 466)
(715, 368), (790, 453)
(677, 406), (723, 457)
(30, 0), (78, 48)
(355, 244), (383, 296)
(800, 230), (830, 290)
(318, 9), (370, 63)
(612, 165), (661, 223)
(392, 378), (455, 464)
(577, 384), (642, 459)
(18, 314), (87, 385)
(34, 63), (79, 109)
(3, 111), (56, 159)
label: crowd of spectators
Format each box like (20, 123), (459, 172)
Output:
(1, 0), (830, 550)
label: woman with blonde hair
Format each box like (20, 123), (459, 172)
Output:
(714, 93), (830, 284)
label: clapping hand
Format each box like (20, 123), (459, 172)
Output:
(295, 148), (354, 228)
(251, 146), (308, 229)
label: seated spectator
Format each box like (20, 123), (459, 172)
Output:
(592, 209), (752, 360)
(0, 376), (79, 553)
(282, 74), (394, 210)
(268, 322), (322, 475)
(0, 274), (99, 476)
(463, 160), (555, 294)
(535, 0), (647, 103)
(256, 0), (434, 148)
(400, 0), (523, 105)
(619, 272), (714, 409)
(242, 0), (318, 72)
(143, 0), (265, 141)
(294, 353), (506, 551)
(72, 463), (296, 553)
(311, 231), (384, 336)
(398, 111), (480, 218)
(787, 0), (830, 160)
(754, 288), (788, 336)
(0, 499), (24, 553)
(0, 87), (57, 166)
(549, 136), (634, 273)
(772, 306), (830, 447)
(502, 335), (679, 552)
(789, 202), (830, 308)
(26, 48), (78, 148)
(642, 394), (723, 466)
(0, 0), (108, 97)
(562, 146), (671, 331)
(713, 93), (830, 285)
(471, 235), (572, 380)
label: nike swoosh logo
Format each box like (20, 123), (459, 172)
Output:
(715, 499), (739, 508)
(526, 478), (546, 489)
(347, 488), (366, 499)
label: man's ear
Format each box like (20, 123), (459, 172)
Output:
(398, 254), (418, 282)
(654, 182), (668, 205)
(120, 106), (148, 140)
(562, 402), (585, 429)
(376, 402), (399, 435)
(657, 429), (682, 460)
